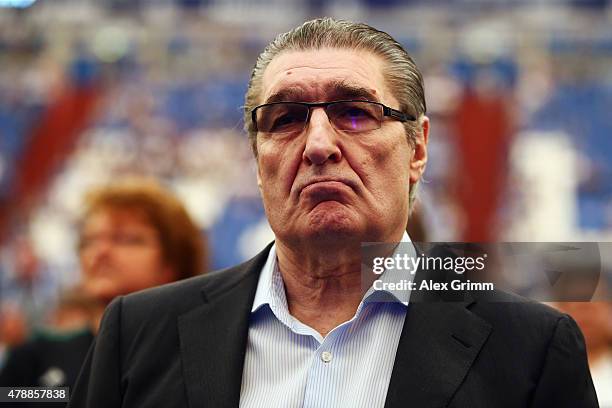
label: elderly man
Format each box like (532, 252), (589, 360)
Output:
(69, 18), (597, 407)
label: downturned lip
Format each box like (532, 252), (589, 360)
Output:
(297, 177), (356, 196)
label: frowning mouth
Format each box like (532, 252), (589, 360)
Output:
(297, 178), (356, 198)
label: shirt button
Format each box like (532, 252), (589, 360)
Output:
(321, 351), (333, 363)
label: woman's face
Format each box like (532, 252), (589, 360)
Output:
(79, 208), (175, 303)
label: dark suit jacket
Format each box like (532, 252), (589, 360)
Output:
(68, 244), (598, 407)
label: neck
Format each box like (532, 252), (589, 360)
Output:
(90, 305), (107, 335)
(275, 230), (404, 336)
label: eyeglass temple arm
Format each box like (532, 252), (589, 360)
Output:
(383, 106), (416, 122)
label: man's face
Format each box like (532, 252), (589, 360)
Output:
(255, 48), (428, 247)
(79, 208), (175, 302)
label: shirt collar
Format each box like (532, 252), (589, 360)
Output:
(251, 243), (278, 313)
(251, 232), (415, 314)
(362, 232), (414, 306)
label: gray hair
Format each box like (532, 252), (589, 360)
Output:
(244, 17), (427, 208)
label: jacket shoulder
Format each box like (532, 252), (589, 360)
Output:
(468, 290), (583, 367)
(470, 290), (567, 328)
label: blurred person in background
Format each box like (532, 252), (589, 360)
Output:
(0, 179), (207, 406)
(75, 179), (207, 318)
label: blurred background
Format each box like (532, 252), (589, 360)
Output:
(0, 0), (611, 403)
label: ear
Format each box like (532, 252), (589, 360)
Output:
(409, 115), (429, 184)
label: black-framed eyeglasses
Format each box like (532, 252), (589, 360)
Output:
(251, 100), (416, 134)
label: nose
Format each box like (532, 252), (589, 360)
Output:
(302, 108), (342, 165)
(83, 237), (112, 270)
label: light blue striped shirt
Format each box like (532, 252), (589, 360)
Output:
(239, 233), (415, 408)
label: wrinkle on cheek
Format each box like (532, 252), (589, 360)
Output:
(257, 140), (279, 173)
(259, 138), (303, 198)
(354, 155), (374, 189)
(288, 143), (306, 196)
(356, 138), (411, 200)
(352, 142), (387, 187)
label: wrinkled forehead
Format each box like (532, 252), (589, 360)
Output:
(259, 48), (396, 107)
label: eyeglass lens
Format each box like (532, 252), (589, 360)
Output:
(256, 101), (384, 134)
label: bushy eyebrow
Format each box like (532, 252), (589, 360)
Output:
(264, 80), (379, 104)
(327, 80), (379, 102)
(265, 88), (306, 104)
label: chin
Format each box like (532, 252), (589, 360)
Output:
(85, 282), (122, 302)
(303, 204), (362, 242)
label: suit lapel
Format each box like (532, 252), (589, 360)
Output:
(385, 301), (491, 408)
(178, 244), (272, 408)
(385, 248), (492, 408)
